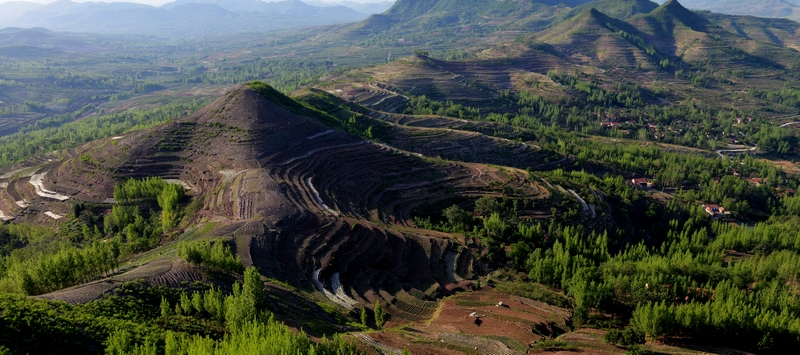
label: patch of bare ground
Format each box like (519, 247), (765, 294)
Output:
(758, 158), (800, 175)
(427, 289), (569, 348)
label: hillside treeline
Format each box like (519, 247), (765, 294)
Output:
(0, 241), (120, 295)
(106, 178), (187, 252)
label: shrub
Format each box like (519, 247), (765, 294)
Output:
(605, 327), (646, 346)
(374, 301), (387, 328)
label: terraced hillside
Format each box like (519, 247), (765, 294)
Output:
(0, 84), (554, 320)
(319, 50), (577, 112)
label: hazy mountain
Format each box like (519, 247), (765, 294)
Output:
(162, 0), (364, 17)
(305, 0), (395, 14)
(538, 8), (664, 68)
(678, 0), (800, 21)
(702, 11), (800, 50)
(161, 0), (272, 11)
(351, 0), (594, 33)
(565, 0), (660, 20)
(0, 0), (368, 36)
(0, 1), (44, 23)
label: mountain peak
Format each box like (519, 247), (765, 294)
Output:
(563, 0), (659, 21)
(575, 7), (615, 25)
(650, 0), (710, 29)
(656, 0), (696, 17)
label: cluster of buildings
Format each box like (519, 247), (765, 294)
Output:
(625, 174), (787, 219)
(601, 115), (754, 143)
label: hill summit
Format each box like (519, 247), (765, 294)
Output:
(649, 0), (711, 30)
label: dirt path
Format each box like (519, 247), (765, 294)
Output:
(716, 145), (757, 158)
(29, 172), (70, 201)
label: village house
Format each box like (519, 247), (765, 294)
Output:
(702, 203), (728, 217)
(744, 177), (763, 186)
(602, 121), (624, 128)
(629, 178), (654, 189)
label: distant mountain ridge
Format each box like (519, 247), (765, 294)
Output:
(678, 0), (800, 21)
(530, 0), (800, 70)
(565, 0), (660, 20)
(162, 0), (362, 16)
(0, 0), (368, 36)
(305, 0), (395, 14)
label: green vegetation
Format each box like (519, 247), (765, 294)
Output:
(114, 177), (186, 232)
(109, 320), (361, 355)
(106, 178), (187, 252)
(0, 241), (120, 295)
(0, 177), (189, 296)
(374, 300), (387, 328)
(176, 240), (244, 274)
(0, 271), (362, 355)
(407, 126), (800, 350)
(360, 307), (368, 327)
(604, 327), (645, 346)
(404, 95), (481, 119)
(0, 99), (209, 167)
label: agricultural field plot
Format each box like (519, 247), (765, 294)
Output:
(426, 289), (569, 348)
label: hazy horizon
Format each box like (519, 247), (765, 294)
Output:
(0, 0), (394, 7)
